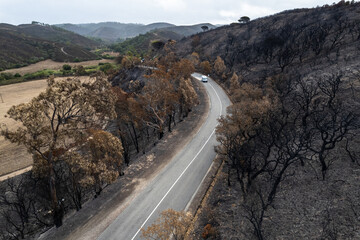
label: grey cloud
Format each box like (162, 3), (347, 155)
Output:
(0, 0), (338, 25)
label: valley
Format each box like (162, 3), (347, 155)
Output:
(0, 1), (360, 240)
(57, 22), (216, 42)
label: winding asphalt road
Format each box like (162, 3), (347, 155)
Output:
(98, 74), (231, 240)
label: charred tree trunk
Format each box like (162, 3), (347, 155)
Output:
(49, 160), (63, 227)
(173, 111), (176, 126)
(129, 123), (139, 153)
(168, 114), (172, 132)
(119, 134), (130, 165)
(159, 130), (164, 139)
(319, 153), (328, 180)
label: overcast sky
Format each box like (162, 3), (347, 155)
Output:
(0, 0), (343, 25)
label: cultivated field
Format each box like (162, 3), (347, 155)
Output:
(1, 59), (115, 75)
(0, 76), (91, 177)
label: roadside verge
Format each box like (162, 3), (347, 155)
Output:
(38, 77), (210, 240)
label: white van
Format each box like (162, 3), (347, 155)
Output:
(201, 76), (208, 82)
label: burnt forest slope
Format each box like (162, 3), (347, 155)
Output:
(176, 2), (360, 240)
(176, 2), (360, 84)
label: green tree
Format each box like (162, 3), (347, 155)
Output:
(62, 64), (72, 71)
(99, 63), (113, 74)
(238, 16), (250, 24)
(201, 25), (209, 32)
(151, 40), (166, 50)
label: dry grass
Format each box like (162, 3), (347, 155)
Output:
(0, 76), (91, 176)
(0, 59), (114, 176)
(1, 59), (115, 75)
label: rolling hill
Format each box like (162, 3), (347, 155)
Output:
(0, 23), (99, 70)
(56, 22), (215, 42)
(57, 22), (176, 42)
(17, 24), (98, 49)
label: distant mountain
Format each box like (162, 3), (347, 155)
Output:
(57, 22), (176, 42)
(56, 22), (215, 42)
(87, 27), (121, 42)
(17, 24), (99, 49)
(161, 23), (215, 36)
(0, 23), (99, 70)
(55, 23), (92, 36)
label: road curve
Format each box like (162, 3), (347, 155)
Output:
(98, 74), (231, 240)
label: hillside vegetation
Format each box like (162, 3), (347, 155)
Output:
(57, 22), (215, 43)
(172, 1), (360, 239)
(57, 22), (176, 42)
(0, 23), (99, 70)
(110, 29), (183, 56)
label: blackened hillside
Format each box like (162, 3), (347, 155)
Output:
(177, 2), (360, 239)
(176, 1), (360, 84)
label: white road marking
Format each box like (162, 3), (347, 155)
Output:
(130, 79), (223, 240)
(184, 80), (224, 211)
(209, 81), (223, 116)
